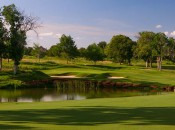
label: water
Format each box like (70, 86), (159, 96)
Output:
(0, 88), (162, 102)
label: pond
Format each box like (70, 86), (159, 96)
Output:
(0, 87), (162, 103)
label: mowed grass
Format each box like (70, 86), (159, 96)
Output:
(0, 94), (175, 130)
(1, 56), (175, 87)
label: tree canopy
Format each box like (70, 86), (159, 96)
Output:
(59, 34), (78, 63)
(107, 35), (134, 65)
(85, 43), (104, 64)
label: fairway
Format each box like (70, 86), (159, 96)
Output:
(0, 93), (175, 130)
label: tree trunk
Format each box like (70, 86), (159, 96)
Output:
(146, 60), (148, 68)
(128, 59), (131, 66)
(0, 57), (2, 71)
(159, 57), (162, 71)
(157, 57), (159, 70)
(157, 56), (162, 71)
(150, 60), (152, 68)
(14, 64), (18, 75)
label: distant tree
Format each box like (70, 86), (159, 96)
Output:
(98, 41), (107, 52)
(78, 47), (86, 58)
(47, 44), (62, 57)
(165, 37), (175, 62)
(107, 35), (134, 65)
(24, 47), (33, 56)
(85, 43), (104, 64)
(31, 43), (47, 61)
(153, 32), (168, 70)
(135, 31), (156, 68)
(0, 14), (8, 71)
(98, 41), (107, 60)
(59, 34), (78, 63)
(2, 4), (39, 74)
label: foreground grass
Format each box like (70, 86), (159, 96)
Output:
(0, 94), (175, 129)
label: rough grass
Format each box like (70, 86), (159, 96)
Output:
(0, 94), (175, 129)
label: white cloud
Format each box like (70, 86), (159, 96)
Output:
(164, 31), (169, 36)
(156, 25), (162, 29)
(55, 33), (62, 38)
(170, 31), (175, 36)
(27, 23), (136, 48)
(39, 32), (54, 36)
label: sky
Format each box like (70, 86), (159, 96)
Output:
(1, 0), (175, 49)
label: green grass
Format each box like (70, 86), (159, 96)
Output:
(1, 56), (175, 88)
(0, 93), (175, 129)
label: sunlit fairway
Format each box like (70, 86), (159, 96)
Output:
(1, 56), (175, 88)
(0, 93), (175, 129)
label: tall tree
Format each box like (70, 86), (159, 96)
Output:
(153, 32), (168, 70)
(107, 35), (134, 65)
(59, 34), (78, 64)
(78, 47), (86, 58)
(2, 4), (39, 74)
(47, 44), (62, 57)
(85, 43), (104, 64)
(165, 37), (175, 62)
(31, 43), (47, 61)
(98, 41), (107, 60)
(0, 13), (8, 71)
(135, 31), (156, 68)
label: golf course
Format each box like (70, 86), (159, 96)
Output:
(0, 57), (175, 129)
(1, 1), (175, 129)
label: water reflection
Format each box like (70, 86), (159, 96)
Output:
(0, 88), (162, 103)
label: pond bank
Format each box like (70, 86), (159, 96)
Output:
(20, 77), (175, 92)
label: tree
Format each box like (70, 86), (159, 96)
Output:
(98, 41), (107, 60)
(135, 31), (156, 68)
(153, 32), (168, 71)
(165, 37), (175, 62)
(85, 43), (104, 64)
(24, 47), (33, 56)
(107, 35), (134, 65)
(0, 13), (8, 71)
(78, 47), (86, 58)
(47, 44), (62, 57)
(2, 4), (39, 74)
(59, 34), (78, 64)
(31, 43), (47, 61)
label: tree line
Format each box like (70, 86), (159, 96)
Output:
(30, 32), (174, 71)
(1, 4), (175, 75)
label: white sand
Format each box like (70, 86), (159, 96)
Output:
(108, 77), (124, 79)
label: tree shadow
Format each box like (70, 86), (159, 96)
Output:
(0, 124), (34, 129)
(11, 70), (51, 82)
(162, 65), (175, 70)
(85, 65), (125, 71)
(0, 107), (175, 127)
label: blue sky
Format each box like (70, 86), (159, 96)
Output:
(1, 0), (175, 48)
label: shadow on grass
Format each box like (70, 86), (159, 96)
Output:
(11, 70), (51, 82)
(0, 107), (175, 127)
(21, 61), (82, 70)
(0, 124), (34, 129)
(85, 65), (125, 71)
(162, 65), (175, 70)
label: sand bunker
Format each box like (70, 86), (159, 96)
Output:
(51, 75), (125, 79)
(51, 75), (77, 78)
(108, 77), (124, 79)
